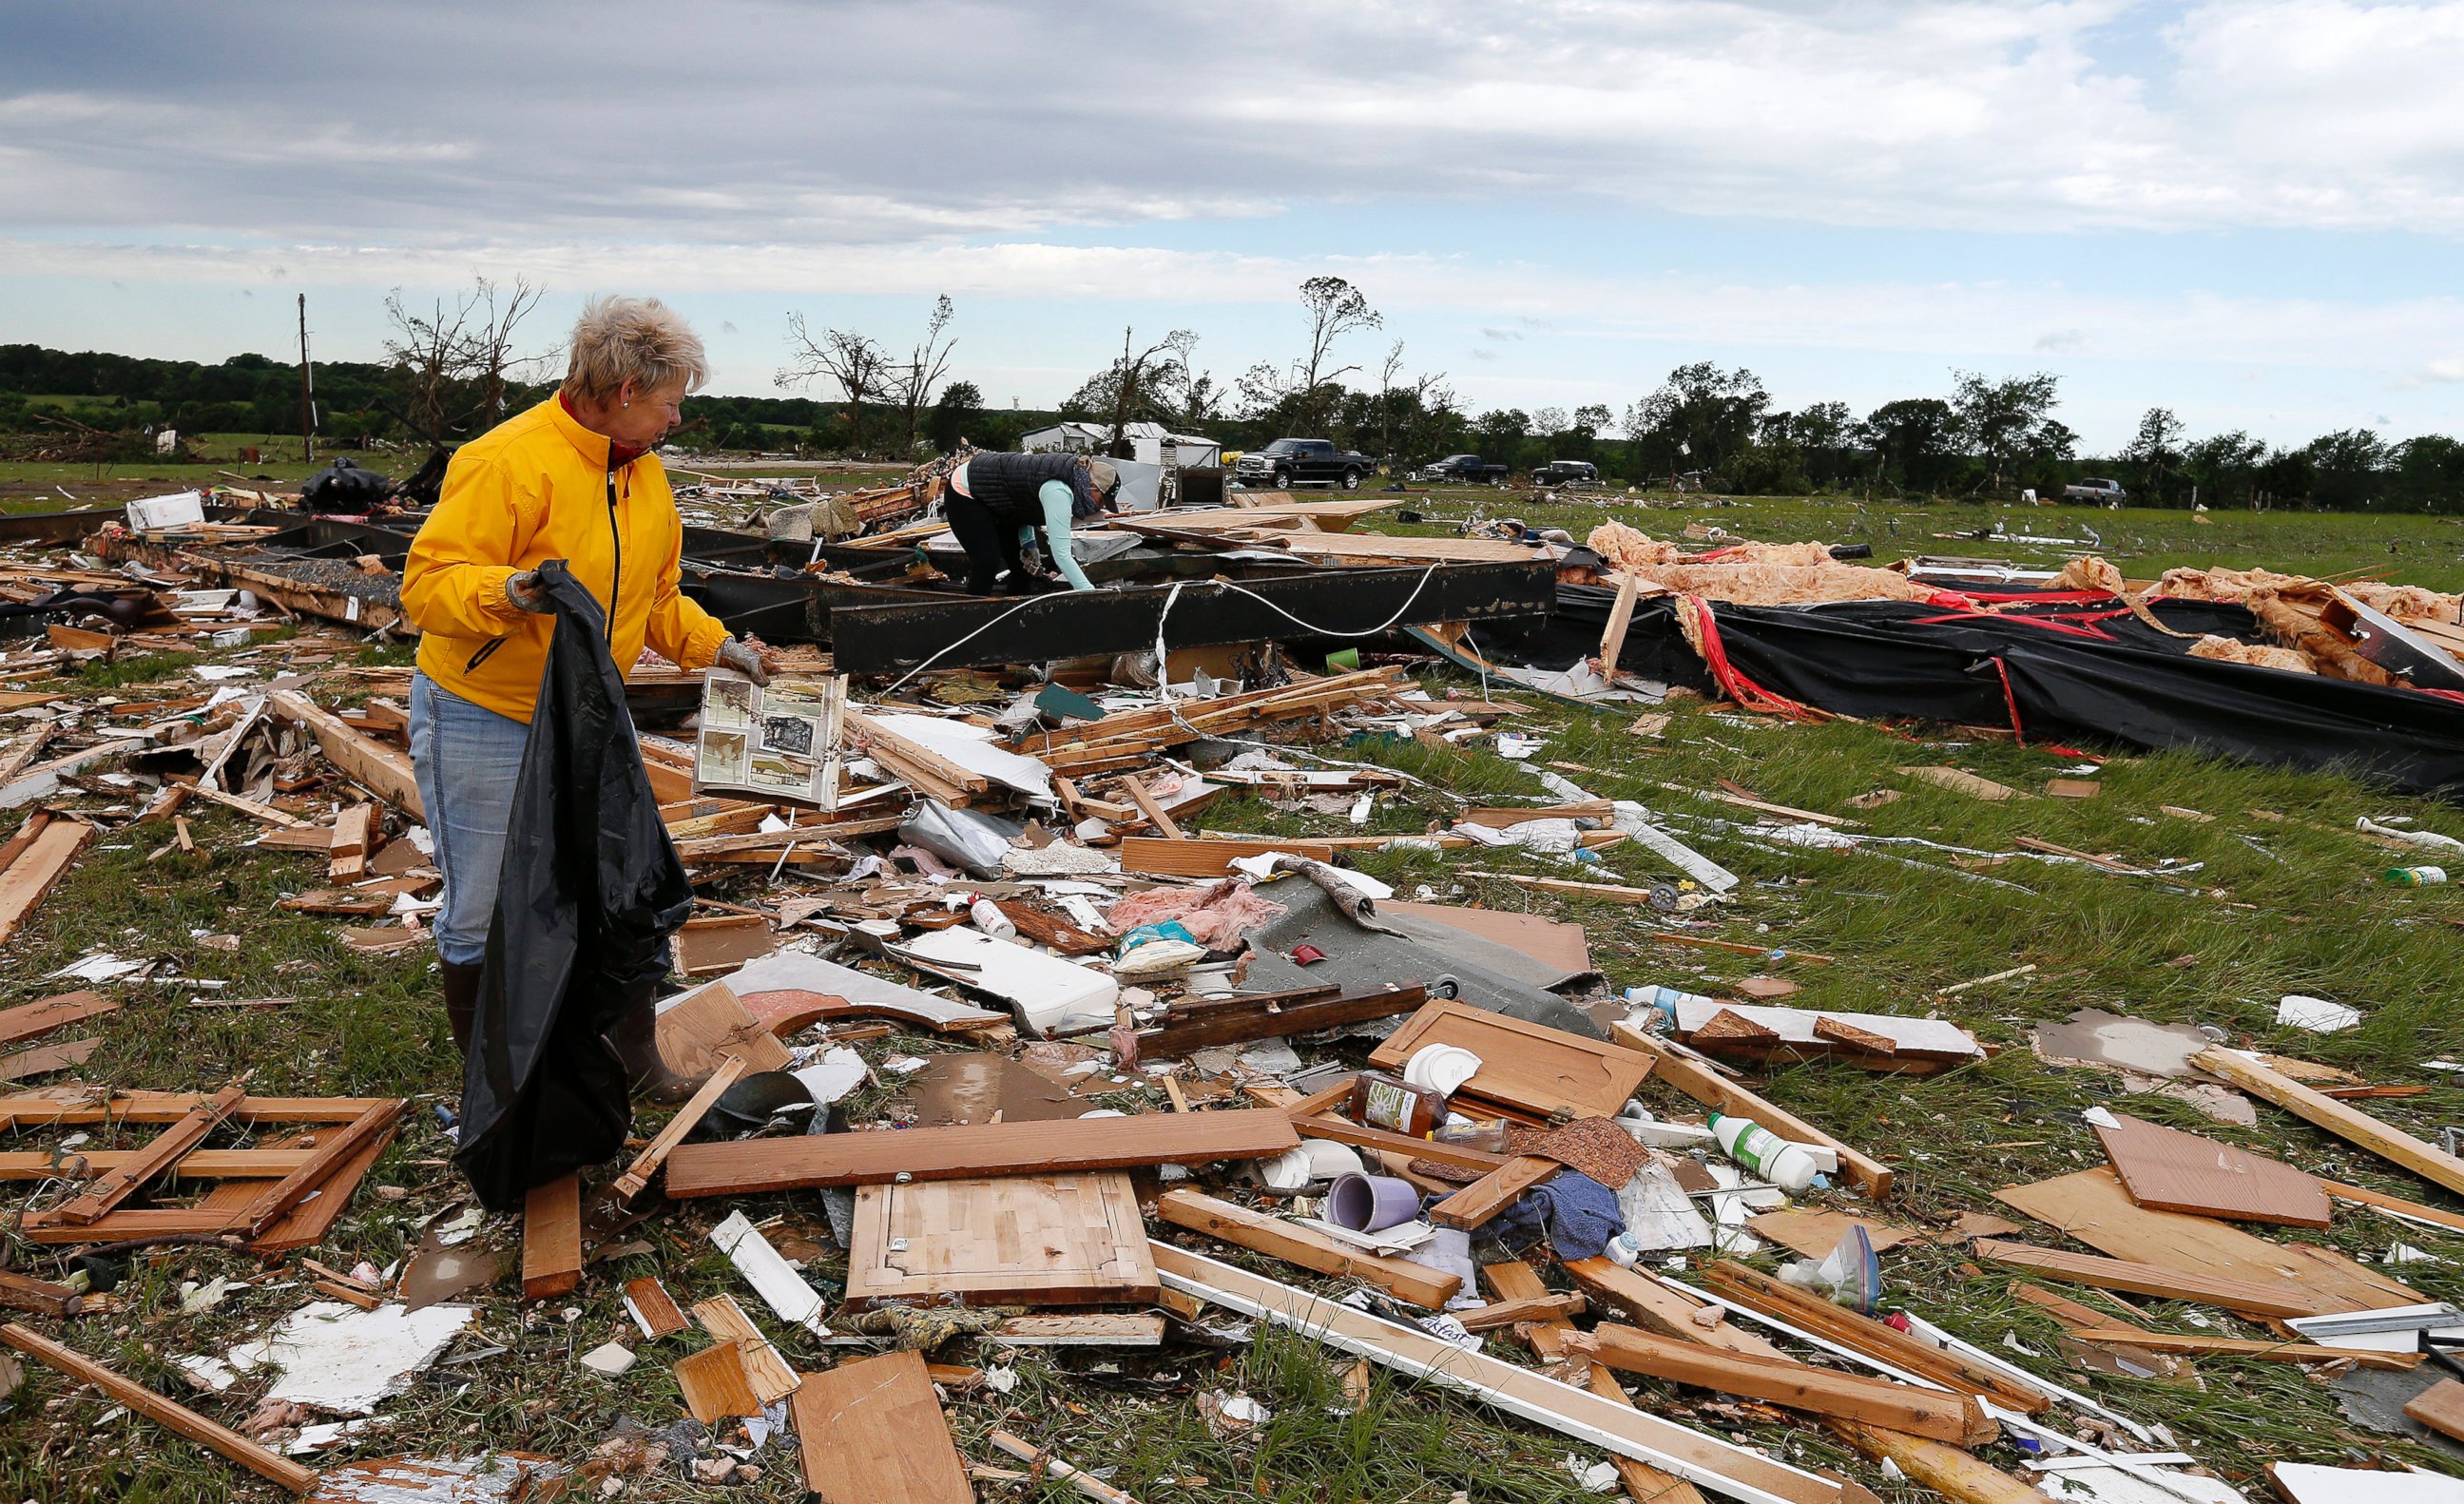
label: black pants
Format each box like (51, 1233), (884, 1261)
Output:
(944, 492), (1024, 594)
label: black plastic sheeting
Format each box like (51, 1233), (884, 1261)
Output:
(1477, 587), (2464, 800)
(454, 561), (695, 1209)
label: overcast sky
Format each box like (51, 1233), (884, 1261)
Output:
(5, 0), (2461, 450)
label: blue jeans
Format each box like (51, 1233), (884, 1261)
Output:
(409, 673), (530, 967)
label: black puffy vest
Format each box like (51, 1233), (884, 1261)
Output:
(962, 451), (1090, 523)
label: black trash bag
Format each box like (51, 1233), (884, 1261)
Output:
(453, 559), (694, 1210)
(298, 457), (393, 513)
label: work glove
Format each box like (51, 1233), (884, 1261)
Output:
(716, 636), (772, 686)
(503, 569), (553, 613)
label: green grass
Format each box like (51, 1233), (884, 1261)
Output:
(3, 498), (2463, 1499)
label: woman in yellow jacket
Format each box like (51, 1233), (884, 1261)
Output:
(402, 296), (770, 1096)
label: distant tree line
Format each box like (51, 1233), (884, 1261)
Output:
(12, 277), (2464, 511)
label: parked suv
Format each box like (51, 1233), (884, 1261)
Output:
(1234, 437), (1376, 490)
(1531, 459), (1601, 489)
(2063, 477), (2127, 504)
(1412, 453), (1510, 485)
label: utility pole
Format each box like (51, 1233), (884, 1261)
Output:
(297, 293), (316, 465)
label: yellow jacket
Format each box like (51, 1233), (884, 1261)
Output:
(403, 396), (729, 721)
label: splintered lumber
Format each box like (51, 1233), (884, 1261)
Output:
(692, 1294), (799, 1402)
(1702, 1262), (2048, 1412)
(1119, 836), (1335, 876)
(2320, 1179), (2464, 1234)
(0, 817), (94, 946)
(1829, 1423), (2049, 1504)
(1287, 1113), (1511, 1174)
(0, 1269), (81, 1318)
(1575, 1323), (1993, 1445)
(654, 980), (794, 1076)
(0, 1089), (397, 1128)
(1463, 870), (1674, 906)
(327, 802), (376, 880)
(1370, 999), (1652, 1120)
(1484, 1259), (1708, 1504)
(612, 1053), (748, 1202)
(1133, 983), (1425, 1060)
(624, 1277), (690, 1340)
(1896, 766), (2022, 801)
(1152, 1244), (1854, 1504)
(663, 1109), (1299, 1196)
(1970, 1239), (2322, 1319)
(2091, 1111), (2332, 1227)
(267, 689), (423, 818)
(793, 1351), (974, 1504)
(521, 1173), (583, 1301)
(0, 1322), (318, 1493)
(1157, 1188), (1459, 1308)
(226, 1098), (403, 1240)
(0, 990), (115, 1048)
(987, 1430), (1138, 1504)
(1607, 1022), (1892, 1199)
(2192, 1045), (2464, 1201)
(48, 1084), (243, 1226)
(2065, 1327), (2418, 1370)
(1458, 1293), (1588, 1332)
(1431, 1155), (1561, 1231)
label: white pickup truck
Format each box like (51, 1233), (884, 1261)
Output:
(2063, 477), (2127, 504)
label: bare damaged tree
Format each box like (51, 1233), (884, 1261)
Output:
(1104, 326), (1192, 451)
(889, 296), (956, 456)
(779, 313), (891, 455)
(1235, 276), (1382, 432)
(381, 276), (550, 504)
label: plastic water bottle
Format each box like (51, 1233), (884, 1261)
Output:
(1709, 1112), (1819, 1194)
(2386, 866), (2450, 886)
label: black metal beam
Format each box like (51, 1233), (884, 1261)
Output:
(827, 559), (1556, 675)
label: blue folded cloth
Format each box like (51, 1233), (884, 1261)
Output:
(1492, 1168), (1626, 1261)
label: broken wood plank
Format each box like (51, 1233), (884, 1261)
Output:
(1156, 1187), (1459, 1308)
(624, 1276), (690, 1340)
(2193, 1046), (2464, 1202)
(612, 1053), (748, 1203)
(1153, 1245), (1854, 1504)
(794, 1350), (975, 1504)
(326, 802), (376, 881)
(0, 818), (94, 947)
(653, 980), (794, 1076)
(227, 1098), (403, 1240)
(2319, 1179), (2464, 1235)
(985, 1429), (1132, 1504)
(2091, 1111), (2332, 1227)
(49, 1084), (243, 1225)
(2403, 1378), (2464, 1440)
(664, 1109), (1299, 1196)
(1572, 1323), (1993, 1446)
(1484, 1259), (1708, 1504)
(674, 1340), (764, 1424)
(521, 1173), (583, 1301)
(692, 1294), (799, 1402)
(266, 689), (424, 819)
(1459, 1292), (1588, 1332)
(1287, 1113), (1510, 1174)
(1970, 1239), (2323, 1319)
(0, 1033), (98, 1083)
(0, 1321), (318, 1493)
(1607, 1022), (1891, 1199)
(1896, 765), (2023, 801)
(2065, 1326), (2418, 1370)
(0, 1269), (82, 1318)
(1702, 1262), (2048, 1412)
(1118, 835), (1336, 876)
(1430, 1155), (1560, 1231)
(1132, 984), (1425, 1060)
(0, 990), (116, 1048)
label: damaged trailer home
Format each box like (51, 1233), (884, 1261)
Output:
(0, 468), (2462, 1502)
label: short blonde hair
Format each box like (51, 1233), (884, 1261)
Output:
(562, 296), (708, 404)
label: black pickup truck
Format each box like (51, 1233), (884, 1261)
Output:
(1233, 437), (1376, 490)
(1531, 459), (1602, 489)
(1411, 453), (1511, 485)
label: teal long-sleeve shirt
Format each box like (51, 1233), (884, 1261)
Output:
(1022, 479), (1094, 590)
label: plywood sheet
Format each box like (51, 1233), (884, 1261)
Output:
(1370, 1000), (1651, 1120)
(1744, 1209), (1922, 1262)
(664, 1109), (1299, 1196)
(846, 1172), (1158, 1306)
(2093, 1112), (2331, 1227)
(1381, 900), (1592, 974)
(652, 980), (793, 1076)
(1994, 1167), (2419, 1315)
(791, 1350), (973, 1504)
(674, 1341), (763, 1424)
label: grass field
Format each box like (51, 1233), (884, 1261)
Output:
(0, 478), (2460, 1501)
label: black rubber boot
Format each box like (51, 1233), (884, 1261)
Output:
(440, 961), (483, 1058)
(606, 982), (699, 1105)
